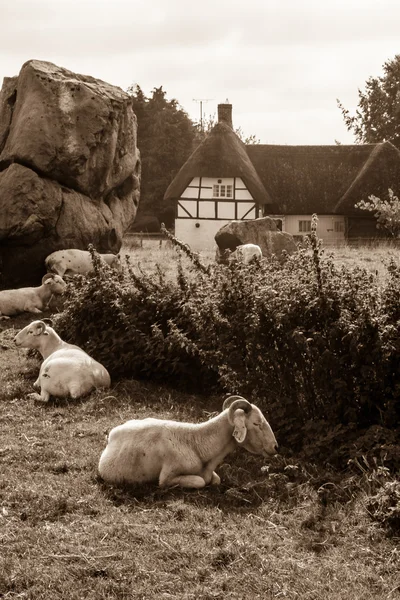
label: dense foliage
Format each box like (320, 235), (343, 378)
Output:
(127, 85), (197, 229)
(195, 113), (261, 145)
(337, 54), (400, 147)
(355, 188), (400, 237)
(54, 223), (400, 461)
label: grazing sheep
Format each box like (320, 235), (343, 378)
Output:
(45, 249), (121, 277)
(14, 320), (111, 402)
(229, 244), (262, 264)
(98, 396), (278, 489)
(0, 274), (67, 319)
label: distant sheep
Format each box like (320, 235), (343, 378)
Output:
(229, 244), (262, 264)
(216, 244), (262, 265)
(0, 274), (66, 319)
(98, 395), (278, 489)
(45, 249), (121, 277)
(14, 320), (111, 402)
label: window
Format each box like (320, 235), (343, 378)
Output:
(299, 220), (312, 233)
(334, 221), (344, 233)
(213, 184), (233, 198)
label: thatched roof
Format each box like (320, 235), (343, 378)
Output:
(334, 142), (400, 214)
(246, 142), (400, 214)
(165, 117), (400, 215)
(164, 122), (274, 208)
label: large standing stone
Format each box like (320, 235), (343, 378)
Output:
(215, 217), (297, 259)
(0, 60), (141, 287)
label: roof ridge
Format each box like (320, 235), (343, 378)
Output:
(335, 144), (393, 211)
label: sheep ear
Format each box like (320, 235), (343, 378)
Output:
(232, 409), (247, 443)
(33, 321), (46, 336)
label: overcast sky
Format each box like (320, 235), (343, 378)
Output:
(1, 0), (399, 145)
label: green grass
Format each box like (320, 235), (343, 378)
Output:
(1, 242), (399, 599)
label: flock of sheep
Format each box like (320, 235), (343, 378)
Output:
(3, 246), (278, 490)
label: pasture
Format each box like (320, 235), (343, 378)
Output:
(0, 240), (399, 599)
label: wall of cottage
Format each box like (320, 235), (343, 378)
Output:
(175, 177), (258, 251)
(275, 214), (346, 246)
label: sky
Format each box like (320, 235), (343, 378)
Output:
(1, 0), (400, 145)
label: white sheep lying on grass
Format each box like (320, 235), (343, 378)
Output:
(98, 396), (278, 489)
(0, 274), (67, 319)
(45, 248), (121, 277)
(14, 320), (111, 402)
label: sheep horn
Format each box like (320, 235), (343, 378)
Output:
(42, 273), (55, 283)
(223, 395), (249, 411)
(223, 396), (252, 425)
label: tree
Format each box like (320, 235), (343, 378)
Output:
(127, 85), (197, 229)
(194, 113), (260, 145)
(355, 189), (400, 237)
(127, 87), (261, 230)
(337, 55), (400, 148)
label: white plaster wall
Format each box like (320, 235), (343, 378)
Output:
(284, 215), (346, 244)
(235, 189), (253, 200)
(182, 177), (251, 201)
(200, 177), (234, 188)
(177, 200), (197, 217)
(175, 219), (232, 252)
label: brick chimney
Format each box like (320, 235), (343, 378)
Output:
(217, 102), (233, 128)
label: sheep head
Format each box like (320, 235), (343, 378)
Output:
(14, 320), (49, 348)
(223, 395), (278, 457)
(41, 274), (67, 294)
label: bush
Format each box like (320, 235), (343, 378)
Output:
(368, 480), (400, 533)
(53, 224), (400, 452)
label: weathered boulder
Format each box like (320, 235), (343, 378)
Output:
(215, 217), (297, 259)
(0, 60), (141, 287)
(0, 77), (17, 152)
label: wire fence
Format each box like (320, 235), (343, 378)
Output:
(123, 232), (167, 248)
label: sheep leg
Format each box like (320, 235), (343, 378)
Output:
(27, 390), (50, 402)
(159, 472), (206, 489)
(69, 383), (89, 400)
(211, 472), (221, 485)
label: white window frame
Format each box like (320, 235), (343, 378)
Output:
(334, 221), (344, 233)
(213, 184), (233, 199)
(299, 220), (312, 233)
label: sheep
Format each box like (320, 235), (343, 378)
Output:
(45, 249), (121, 277)
(0, 274), (67, 319)
(14, 320), (111, 402)
(215, 244), (262, 265)
(229, 243), (263, 264)
(98, 395), (278, 489)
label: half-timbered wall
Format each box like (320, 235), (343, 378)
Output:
(175, 177), (258, 251)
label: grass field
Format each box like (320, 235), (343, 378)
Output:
(0, 242), (399, 599)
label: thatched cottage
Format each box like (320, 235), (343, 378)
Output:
(164, 103), (400, 250)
